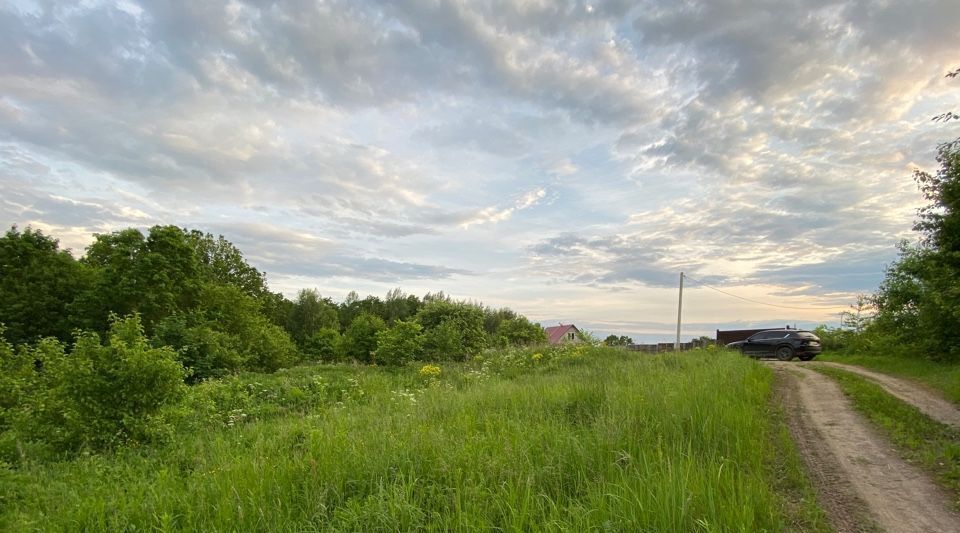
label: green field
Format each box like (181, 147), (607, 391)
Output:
(0, 347), (826, 531)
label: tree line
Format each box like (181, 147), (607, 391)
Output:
(0, 225), (547, 457)
(0, 225), (547, 380)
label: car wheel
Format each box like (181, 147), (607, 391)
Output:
(799, 355), (815, 361)
(775, 346), (794, 361)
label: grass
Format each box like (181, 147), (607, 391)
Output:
(818, 353), (960, 404)
(1, 347), (828, 531)
(814, 365), (960, 508)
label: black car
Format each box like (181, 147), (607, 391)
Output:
(725, 329), (822, 361)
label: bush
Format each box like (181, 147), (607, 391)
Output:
(2, 315), (187, 459)
(416, 301), (487, 361)
(375, 321), (424, 366)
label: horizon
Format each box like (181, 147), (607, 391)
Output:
(4, 1), (958, 342)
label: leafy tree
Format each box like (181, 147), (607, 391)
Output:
(287, 289), (339, 345)
(303, 327), (342, 362)
(495, 316), (547, 346)
(375, 320), (424, 366)
(76, 226), (203, 334)
(339, 293), (386, 329)
(416, 300), (487, 360)
(382, 288), (422, 324)
(0, 226), (91, 344)
(153, 284), (298, 379)
(341, 313), (385, 364)
(872, 69), (960, 360)
(421, 319), (465, 361)
(185, 230), (269, 297)
(259, 290), (295, 330)
(602, 335), (634, 347)
(76, 226), (271, 336)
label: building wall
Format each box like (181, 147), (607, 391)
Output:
(558, 328), (582, 344)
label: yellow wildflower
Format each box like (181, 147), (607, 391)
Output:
(419, 364), (442, 378)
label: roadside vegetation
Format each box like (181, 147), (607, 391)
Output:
(816, 353), (960, 404)
(813, 366), (960, 507)
(812, 70), (960, 391)
(0, 346), (827, 531)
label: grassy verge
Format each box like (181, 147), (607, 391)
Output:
(814, 365), (960, 508)
(818, 353), (960, 404)
(2, 347), (826, 531)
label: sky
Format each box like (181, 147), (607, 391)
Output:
(2, 0), (958, 342)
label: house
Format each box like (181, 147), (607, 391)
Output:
(544, 324), (583, 345)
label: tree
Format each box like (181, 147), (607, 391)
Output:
(303, 328), (342, 362)
(872, 68), (960, 360)
(338, 293), (386, 329)
(603, 335), (634, 347)
(494, 316), (547, 346)
(185, 230), (269, 298)
(341, 313), (385, 364)
(382, 288), (422, 324)
(416, 300), (487, 360)
(76, 226), (203, 334)
(287, 289), (339, 345)
(0, 227), (91, 344)
(840, 294), (874, 334)
(375, 320), (424, 366)
(76, 226), (271, 336)
(153, 284), (298, 379)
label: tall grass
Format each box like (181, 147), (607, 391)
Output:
(1, 348), (820, 531)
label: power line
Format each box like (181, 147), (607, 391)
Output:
(681, 274), (843, 311)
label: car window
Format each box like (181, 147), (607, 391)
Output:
(796, 332), (819, 339)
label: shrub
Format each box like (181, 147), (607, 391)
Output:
(417, 301), (487, 360)
(375, 321), (424, 366)
(3, 315), (187, 458)
(495, 316), (547, 347)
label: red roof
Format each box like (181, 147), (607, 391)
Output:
(544, 324), (579, 344)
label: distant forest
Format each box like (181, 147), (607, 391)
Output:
(0, 225), (547, 379)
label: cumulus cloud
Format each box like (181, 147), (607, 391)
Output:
(1, 0), (957, 329)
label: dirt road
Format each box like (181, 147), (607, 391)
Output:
(770, 362), (960, 533)
(812, 361), (960, 429)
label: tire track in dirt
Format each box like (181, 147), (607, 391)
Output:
(770, 362), (960, 533)
(809, 361), (960, 429)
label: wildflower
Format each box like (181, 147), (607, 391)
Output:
(419, 364), (442, 378)
(531, 353), (543, 361)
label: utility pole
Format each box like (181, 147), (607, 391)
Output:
(675, 271), (684, 351)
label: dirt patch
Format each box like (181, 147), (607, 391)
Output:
(809, 361), (960, 429)
(773, 367), (877, 532)
(770, 362), (960, 533)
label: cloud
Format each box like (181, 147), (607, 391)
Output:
(460, 187), (547, 228)
(203, 222), (471, 283)
(1, 0), (958, 334)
